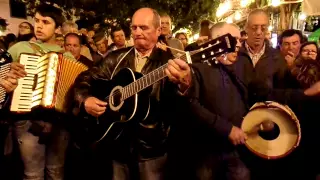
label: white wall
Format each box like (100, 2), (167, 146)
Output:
(0, 0), (33, 36)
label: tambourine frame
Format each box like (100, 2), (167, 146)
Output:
(242, 101), (301, 160)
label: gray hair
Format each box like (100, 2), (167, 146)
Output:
(61, 21), (78, 34)
(210, 22), (240, 39)
(246, 9), (269, 25)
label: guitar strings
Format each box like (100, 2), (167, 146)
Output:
(105, 42), (219, 102)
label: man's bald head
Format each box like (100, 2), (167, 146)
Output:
(210, 22), (241, 65)
(210, 22), (240, 39)
(133, 8), (161, 28)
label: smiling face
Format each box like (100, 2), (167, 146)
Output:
(34, 13), (58, 43)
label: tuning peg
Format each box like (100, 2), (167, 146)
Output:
(202, 54), (206, 59)
(218, 49), (222, 52)
(210, 51), (214, 55)
(208, 44), (212, 47)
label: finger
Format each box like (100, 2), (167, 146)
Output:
(6, 77), (17, 85)
(93, 105), (106, 112)
(10, 69), (27, 78)
(6, 72), (18, 80)
(168, 60), (180, 70)
(11, 62), (25, 70)
(288, 51), (294, 56)
(167, 64), (181, 79)
(2, 80), (14, 92)
(173, 59), (190, 70)
(95, 99), (108, 106)
(165, 69), (179, 83)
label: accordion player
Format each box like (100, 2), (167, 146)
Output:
(10, 52), (88, 113)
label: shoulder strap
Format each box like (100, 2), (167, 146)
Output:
(110, 47), (134, 78)
(29, 42), (47, 55)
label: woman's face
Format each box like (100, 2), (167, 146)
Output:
(19, 23), (32, 35)
(177, 34), (188, 48)
(301, 44), (318, 61)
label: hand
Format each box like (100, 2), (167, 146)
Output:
(0, 71), (19, 93)
(228, 126), (247, 146)
(84, 97), (108, 117)
(10, 62), (27, 78)
(304, 81), (320, 96)
(284, 51), (296, 68)
(156, 42), (167, 51)
(196, 36), (208, 45)
(165, 59), (191, 92)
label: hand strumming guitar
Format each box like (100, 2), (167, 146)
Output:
(228, 126), (247, 146)
(84, 97), (108, 117)
(165, 59), (192, 93)
(0, 62), (27, 93)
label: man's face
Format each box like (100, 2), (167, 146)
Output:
(34, 13), (57, 42)
(64, 35), (81, 59)
(88, 31), (95, 38)
(160, 16), (171, 36)
(113, 30), (126, 47)
(131, 11), (161, 51)
(280, 34), (301, 57)
(212, 25), (241, 65)
(96, 38), (107, 54)
(245, 13), (268, 47)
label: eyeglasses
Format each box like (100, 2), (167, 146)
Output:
(301, 49), (317, 55)
(19, 25), (30, 29)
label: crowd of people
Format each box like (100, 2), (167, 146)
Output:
(1, 3), (320, 180)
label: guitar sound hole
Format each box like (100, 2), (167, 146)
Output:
(111, 89), (122, 106)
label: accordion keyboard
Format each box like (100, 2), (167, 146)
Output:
(0, 63), (10, 109)
(10, 54), (40, 112)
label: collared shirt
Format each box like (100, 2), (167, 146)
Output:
(245, 42), (266, 67)
(134, 48), (152, 72)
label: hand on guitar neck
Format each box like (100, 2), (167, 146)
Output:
(0, 62), (27, 93)
(165, 59), (192, 93)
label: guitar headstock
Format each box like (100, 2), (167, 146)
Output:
(189, 33), (236, 63)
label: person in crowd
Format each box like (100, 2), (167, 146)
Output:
(5, 4), (75, 180)
(299, 42), (319, 61)
(167, 22), (250, 180)
(72, 7), (191, 180)
(159, 13), (184, 55)
(55, 33), (64, 48)
(278, 29), (303, 68)
(16, 22), (34, 42)
(91, 30), (108, 63)
(175, 32), (188, 49)
(185, 20), (213, 51)
(240, 30), (248, 43)
(64, 32), (93, 67)
(108, 26), (127, 52)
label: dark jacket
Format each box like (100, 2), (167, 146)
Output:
(73, 46), (180, 162)
(235, 42), (306, 105)
(186, 63), (248, 153)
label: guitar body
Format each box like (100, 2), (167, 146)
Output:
(73, 34), (237, 148)
(74, 68), (151, 148)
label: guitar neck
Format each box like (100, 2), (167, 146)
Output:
(122, 63), (168, 100)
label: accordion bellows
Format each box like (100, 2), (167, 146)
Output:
(11, 52), (88, 113)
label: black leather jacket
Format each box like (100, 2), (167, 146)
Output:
(73, 46), (180, 162)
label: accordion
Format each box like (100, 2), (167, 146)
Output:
(0, 49), (12, 109)
(10, 52), (88, 113)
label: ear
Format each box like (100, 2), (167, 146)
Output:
(55, 26), (61, 34)
(156, 26), (161, 37)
